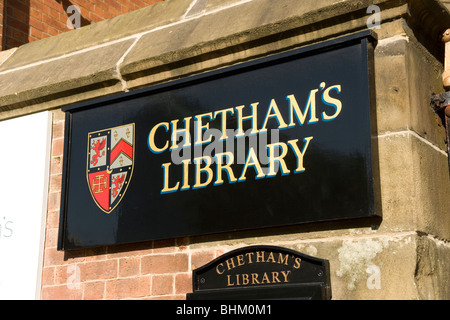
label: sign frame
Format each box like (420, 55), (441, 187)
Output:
(187, 245), (332, 300)
(58, 30), (379, 250)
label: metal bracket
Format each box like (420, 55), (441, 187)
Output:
(431, 92), (450, 174)
(431, 92), (450, 115)
(443, 28), (450, 89)
(434, 28), (450, 174)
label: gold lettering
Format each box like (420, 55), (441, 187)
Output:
(214, 152), (237, 185)
(213, 108), (234, 141)
(235, 103), (259, 138)
(321, 84), (342, 121)
(238, 148), (265, 182)
(223, 271), (293, 286)
(161, 163), (179, 194)
(261, 272), (270, 284)
(287, 137), (313, 173)
(287, 91), (319, 127)
(148, 122), (169, 153)
(216, 263), (225, 275)
(236, 254), (245, 266)
(193, 156), (213, 189)
(266, 252), (276, 263)
(194, 112), (213, 145)
(251, 273), (260, 284)
(225, 258), (236, 271)
(170, 117), (192, 150)
(227, 275), (234, 286)
(256, 251), (265, 263)
(281, 270), (291, 282)
(242, 273), (249, 285)
(246, 252), (254, 264)
(266, 142), (290, 177)
(277, 253), (289, 265)
(293, 257), (301, 269)
(180, 159), (190, 191)
(261, 99), (288, 131)
(272, 271), (281, 283)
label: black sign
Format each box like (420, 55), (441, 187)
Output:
(187, 245), (331, 300)
(58, 31), (378, 250)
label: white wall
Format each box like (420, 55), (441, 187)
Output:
(0, 111), (52, 300)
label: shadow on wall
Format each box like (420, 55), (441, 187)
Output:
(2, 0), (30, 49)
(56, 0), (91, 28)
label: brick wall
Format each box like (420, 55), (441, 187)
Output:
(1, 0), (163, 50)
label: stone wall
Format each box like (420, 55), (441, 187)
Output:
(0, 0), (449, 299)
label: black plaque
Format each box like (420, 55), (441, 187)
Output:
(187, 245), (331, 300)
(58, 31), (378, 250)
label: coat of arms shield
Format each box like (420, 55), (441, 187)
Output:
(86, 123), (134, 213)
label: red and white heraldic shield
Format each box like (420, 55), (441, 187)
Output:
(87, 124), (134, 213)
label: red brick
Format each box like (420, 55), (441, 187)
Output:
(44, 247), (66, 266)
(7, 16), (28, 33)
(50, 156), (63, 175)
(4, 37), (25, 49)
(52, 120), (65, 138)
(45, 227), (59, 248)
(175, 273), (192, 295)
(52, 138), (64, 156)
(76, 0), (95, 12)
(31, 0), (48, 14)
(105, 276), (150, 299)
(48, 7), (62, 21)
(95, 1), (109, 13)
(83, 281), (105, 300)
(107, 5), (121, 17)
(47, 191), (61, 211)
(29, 27), (43, 40)
(54, 265), (73, 285)
(79, 260), (118, 281)
(93, 5), (104, 17)
(119, 256), (140, 277)
(41, 284), (83, 300)
(122, 0), (136, 9)
(191, 249), (216, 270)
(10, 7), (28, 23)
(49, 174), (62, 192)
(30, 16), (46, 33)
(31, 8), (43, 21)
(46, 210), (60, 229)
(42, 266), (55, 286)
(151, 274), (174, 295)
(104, 0), (123, 12)
(7, 27), (28, 43)
(43, 14), (65, 31)
(141, 254), (189, 274)
(8, 1), (30, 16)
(45, 0), (64, 12)
(89, 12), (103, 23)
